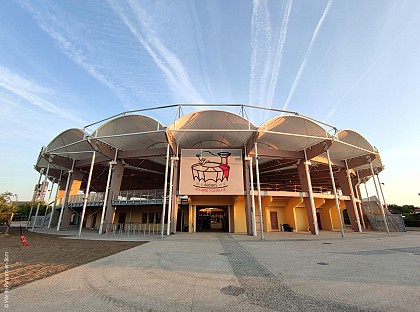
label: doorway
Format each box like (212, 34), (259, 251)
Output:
(196, 206), (228, 232)
(117, 212), (126, 230)
(316, 212), (323, 230)
(91, 213), (97, 229)
(270, 211), (279, 231)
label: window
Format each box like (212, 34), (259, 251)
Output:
(142, 213), (148, 223)
(149, 213), (155, 223)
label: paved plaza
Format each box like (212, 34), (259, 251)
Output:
(5, 229), (420, 311)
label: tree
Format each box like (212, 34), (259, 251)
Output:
(0, 192), (17, 233)
(15, 202), (47, 219)
(388, 204), (413, 214)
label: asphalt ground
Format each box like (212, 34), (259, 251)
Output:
(3, 228), (420, 312)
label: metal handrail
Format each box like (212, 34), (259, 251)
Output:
(104, 222), (166, 236)
(113, 189), (165, 202)
(256, 183), (328, 194)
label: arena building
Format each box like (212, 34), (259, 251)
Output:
(29, 104), (393, 238)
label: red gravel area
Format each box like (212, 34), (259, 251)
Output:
(0, 227), (146, 293)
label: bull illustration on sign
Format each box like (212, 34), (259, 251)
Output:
(191, 151), (231, 189)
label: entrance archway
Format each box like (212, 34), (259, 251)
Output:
(196, 206), (228, 232)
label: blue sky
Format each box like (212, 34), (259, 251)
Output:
(0, 0), (418, 205)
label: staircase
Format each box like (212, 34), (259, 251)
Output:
(367, 214), (406, 232)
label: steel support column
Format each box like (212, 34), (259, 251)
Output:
(99, 149), (118, 234)
(344, 160), (362, 232)
(254, 143), (265, 240)
(48, 170), (62, 228)
(369, 162), (389, 234)
(26, 170), (43, 229)
(57, 160), (75, 231)
(355, 184), (367, 230)
(364, 182), (370, 201)
(79, 151), (96, 236)
(244, 149), (252, 236)
(376, 173), (390, 214)
(326, 150), (344, 237)
(42, 180), (55, 224)
(171, 156), (179, 234)
(32, 162), (51, 231)
(248, 157), (257, 236)
(354, 171), (366, 229)
(303, 150), (319, 235)
(166, 155), (175, 236)
(161, 144), (170, 238)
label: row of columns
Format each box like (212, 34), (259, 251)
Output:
(27, 158), (64, 231)
(245, 147), (390, 239)
(43, 144), (175, 237)
(33, 145), (389, 238)
(48, 154), (125, 235)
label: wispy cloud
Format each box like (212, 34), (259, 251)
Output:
(266, 0), (293, 110)
(282, 0), (334, 111)
(249, 0), (272, 107)
(16, 1), (134, 106)
(108, 0), (205, 104)
(324, 55), (382, 121)
(0, 66), (84, 123)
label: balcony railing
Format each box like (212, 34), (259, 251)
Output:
(257, 183), (329, 194)
(53, 190), (166, 208)
(112, 189), (165, 205)
(67, 192), (105, 207)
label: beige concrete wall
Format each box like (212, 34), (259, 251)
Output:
(234, 196), (247, 233)
(295, 206), (309, 232)
(184, 196), (346, 233)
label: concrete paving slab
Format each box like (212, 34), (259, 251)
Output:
(237, 231), (420, 312)
(4, 230), (420, 311)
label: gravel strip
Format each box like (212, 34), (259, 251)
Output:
(218, 235), (375, 312)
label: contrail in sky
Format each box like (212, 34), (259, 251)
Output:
(249, 0), (272, 107)
(109, 0), (205, 104)
(187, 0), (214, 100)
(324, 55), (383, 121)
(266, 0), (293, 110)
(282, 0), (334, 111)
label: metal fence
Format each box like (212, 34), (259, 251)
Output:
(27, 215), (49, 228)
(105, 222), (166, 236)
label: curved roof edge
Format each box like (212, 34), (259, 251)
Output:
(94, 114), (165, 136)
(45, 128), (88, 153)
(335, 129), (376, 154)
(167, 109), (257, 130)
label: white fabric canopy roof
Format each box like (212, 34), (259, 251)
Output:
(94, 115), (167, 151)
(167, 110), (256, 148)
(45, 128), (93, 161)
(35, 108), (384, 177)
(257, 115), (330, 151)
(328, 129), (376, 160)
